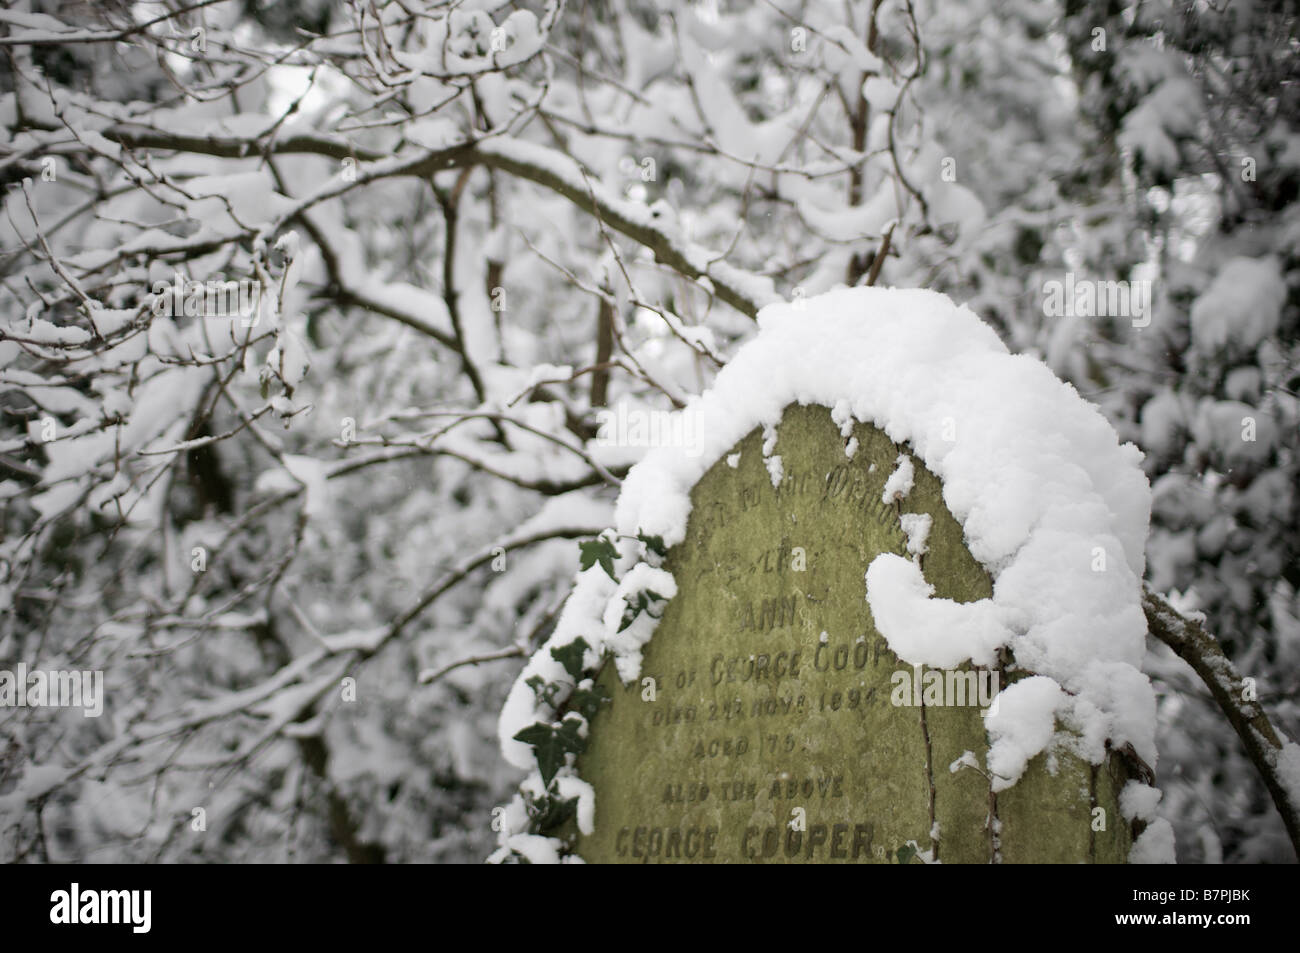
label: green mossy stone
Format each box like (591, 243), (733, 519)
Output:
(571, 404), (1132, 863)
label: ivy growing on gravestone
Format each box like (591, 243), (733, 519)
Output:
(618, 588), (666, 632)
(503, 532), (676, 858)
(510, 637), (604, 851)
(513, 713), (587, 787)
(636, 532), (667, 563)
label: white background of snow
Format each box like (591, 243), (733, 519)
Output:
(497, 286), (1160, 860)
(1189, 256), (1286, 354)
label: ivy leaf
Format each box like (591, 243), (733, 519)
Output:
(569, 683), (609, 722)
(636, 532), (667, 559)
(513, 723), (564, 786)
(578, 537), (618, 580)
(512, 716), (587, 786)
(533, 795), (578, 836)
(555, 713), (586, 749)
(524, 674), (559, 707)
(896, 844), (917, 865)
(550, 637), (590, 682)
(617, 589), (666, 632)
(518, 788), (580, 839)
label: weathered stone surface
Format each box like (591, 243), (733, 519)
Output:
(571, 403), (1133, 863)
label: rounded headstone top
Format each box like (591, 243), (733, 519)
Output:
(494, 286), (1158, 862)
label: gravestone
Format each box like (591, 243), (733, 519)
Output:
(570, 404), (1135, 864)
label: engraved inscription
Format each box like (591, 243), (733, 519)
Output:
(572, 404), (1133, 864)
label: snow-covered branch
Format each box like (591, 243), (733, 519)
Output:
(1143, 586), (1300, 859)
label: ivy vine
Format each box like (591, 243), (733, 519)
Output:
(500, 531), (671, 862)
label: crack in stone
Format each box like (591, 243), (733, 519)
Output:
(919, 693), (938, 861)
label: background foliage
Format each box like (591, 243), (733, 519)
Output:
(1, 0), (1295, 862)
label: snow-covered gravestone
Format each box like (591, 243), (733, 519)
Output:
(494, 288), (1173, 864)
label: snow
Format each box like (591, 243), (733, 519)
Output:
(496, 285), (1157, 860)
(1118, 75), (1202, 176)
(1274, 742), (1300, 809)
(478, 136), (780, 313)
(831, 399), (854, 437)
(1190, 398), (1275, 466)
(833, 400), (860, 458)
(675, 29), (798, 170)
(282, 455), (331, 518)
(799, 182), (897, 243)
(861, 76), (900, 113)
(268, 327), (311, 391)
(822, 24), (884, 73)
(184, 172), (296, 225)
(1119, 781), (1163, 823)
(1189, 256), (1286, 355)
(1129, 819), (1177, 864)
(765, 456), (784, 488)
(14, 318), (92, 346)
(1164, 589), (1207, 624)
(881, 453), (915, 504)
(899, 512), (932, 560)
(502, 833), (561, 865)
(601, 563), (678, 682)
(0, 8), (73, 31)
(867, 556), (1010, 670)
(949, 751), (981, 774)
(982, 677), (1071, 791)
(497, 564), (616, 772)
(761, 423), (782, 487)
(554, 776), (596, 835)
(1138, 388), (1186, 459)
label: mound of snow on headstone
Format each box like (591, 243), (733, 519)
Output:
(497, 286), (1160, 862)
